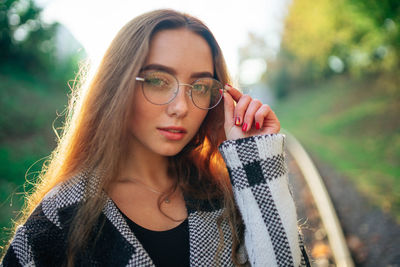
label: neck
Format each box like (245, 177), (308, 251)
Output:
(119, 143), (173, 192)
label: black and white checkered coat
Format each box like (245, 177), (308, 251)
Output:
(1, 134), (309, 266)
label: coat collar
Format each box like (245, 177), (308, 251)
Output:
(101, 193), (232, 266)
(50, 172), (234, 266)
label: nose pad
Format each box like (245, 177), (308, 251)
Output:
(185, 89), (192, 99)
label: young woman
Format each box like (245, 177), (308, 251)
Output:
(1, 9), (309, 267)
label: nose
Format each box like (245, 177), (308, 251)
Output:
(166, 85), (191, 118)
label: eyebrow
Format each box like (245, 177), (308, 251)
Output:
(140, 64), (214, 79)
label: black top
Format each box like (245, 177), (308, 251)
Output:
(120, 212), (190, 267)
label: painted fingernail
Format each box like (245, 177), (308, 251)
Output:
(255, 122), (260, 130)
(235, 117), (241, 125)
(225, 84), (232, 90)
(242, 123), (247, 132)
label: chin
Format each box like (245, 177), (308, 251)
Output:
(155, 145), (186, 157)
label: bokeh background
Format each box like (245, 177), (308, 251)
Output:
(1, 0), (399, 263)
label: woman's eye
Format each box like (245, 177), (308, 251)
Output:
(193, 84), (209, 94)
(146, 77), (167, 86)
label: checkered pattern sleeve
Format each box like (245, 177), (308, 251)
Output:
(219, 134), (307, 267)
(1, 203), (67, 267)
(1, 224), (34, 266)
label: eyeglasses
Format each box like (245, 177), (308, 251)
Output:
(135, 71), (224, 110)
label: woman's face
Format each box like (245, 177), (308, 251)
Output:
(129, 28), (213, 157)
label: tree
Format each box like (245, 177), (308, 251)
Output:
(0, 0), (59, 72)
(267, 0), (400, 97)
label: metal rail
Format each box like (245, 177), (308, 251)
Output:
(284, 131), (354, 267)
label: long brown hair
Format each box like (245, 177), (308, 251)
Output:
(10, 9), (244, 266)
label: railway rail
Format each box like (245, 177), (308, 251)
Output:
(285, 131), (355, 267)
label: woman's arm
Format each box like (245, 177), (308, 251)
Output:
(220, 85), (309, 267)
(219, 134), (308, 266)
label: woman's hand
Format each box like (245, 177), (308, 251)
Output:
(223, 84), (280, 140)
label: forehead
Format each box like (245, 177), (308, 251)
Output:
(145, 28), (214, 75)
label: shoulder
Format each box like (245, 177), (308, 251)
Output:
(24, 171), (91, 229)
(1, 172), (94, 266)
(40, 171), (94, 227)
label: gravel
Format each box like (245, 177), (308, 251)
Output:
(306, 154), (400, 267)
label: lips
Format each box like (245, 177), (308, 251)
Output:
(163, 129), (184, 133)
(157, 126), (187, 140)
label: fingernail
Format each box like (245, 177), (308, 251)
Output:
(225, 84), (232, 90)
(219, 89), (224, 99)
(235, 117), (241, 125)
(256, 122), (260, 130)
(242, 123), (247, 132)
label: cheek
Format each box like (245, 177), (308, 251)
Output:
(131, 105), (159, 129)
(129, 91), (156, 131)
(192, 110), (208, 132)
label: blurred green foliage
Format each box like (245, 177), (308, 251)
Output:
(0, 0), (84, 250)
(268, 0), (399, 97)
(267, 0), (400, 220)
(275, 76), (400, 221)
(1, 0), (55, 72)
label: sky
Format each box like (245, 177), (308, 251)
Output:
(40, 0), (292, 84)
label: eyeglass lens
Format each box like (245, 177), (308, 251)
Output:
(140, 71), (223, 110)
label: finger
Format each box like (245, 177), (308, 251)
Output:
(223, 91), (235, 125)
(233, 94), (252, 126)
(267, 110), (281, 133)
(225, 84), (242, 102)
(255, 104), (281, 132)
(242, 99), (263, 132)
